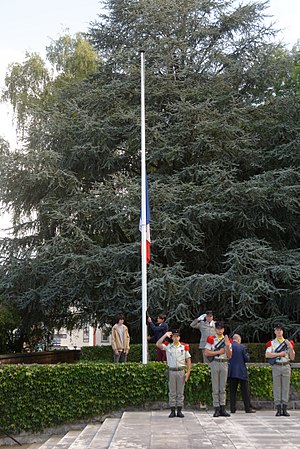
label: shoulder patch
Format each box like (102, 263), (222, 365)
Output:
(289, 340), (295, 348)
(184, 344), (190, 351)
(163, 341), (169, 346)
(207, 335), (215, 344)
(265, 340), (272, 348)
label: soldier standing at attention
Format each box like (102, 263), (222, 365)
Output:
(205, 321), (232, 417)
(190, 310), (216, 362)
(265, 322), (295, 416)
(156, 329), (191, 418)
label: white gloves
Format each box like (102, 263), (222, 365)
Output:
(198, 313), (206, 321)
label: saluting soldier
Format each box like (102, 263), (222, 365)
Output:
(156, 329), (191, 418)
(265, 322), (295, 416)
(204, 321), (232, 417)
(190, 310), (216, 362)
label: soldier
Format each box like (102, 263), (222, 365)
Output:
(265, 322), (295, 416)
(156, 329), (191, 418)
(190, 310), (216, 362)
(204, 321), (232, 417)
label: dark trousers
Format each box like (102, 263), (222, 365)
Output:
(157, 347), (167, 362)
(114, 350), (127, 363)
(229, 378), (251, 412)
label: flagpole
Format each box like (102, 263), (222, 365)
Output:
(140, 50), (148, 364)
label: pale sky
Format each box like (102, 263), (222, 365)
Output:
(0, 0), (299, 233)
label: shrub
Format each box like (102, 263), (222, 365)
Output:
(81, 343), (300, 363)
(0, 362), (299, 433)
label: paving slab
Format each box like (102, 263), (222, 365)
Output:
(108, 410), (300, 449)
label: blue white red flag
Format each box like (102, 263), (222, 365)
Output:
(139, 175), (151, 263)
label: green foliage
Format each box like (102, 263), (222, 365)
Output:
(46, 33), (99, 81)
(81, 344), (157, 363)
(248, 365), (273, 399)
(2, 52), (50, 131)
(0, 301), (21, 352)
(0, 362), (298, 433)
(291, 368), (300, 395)
(80, 343), (300, 363)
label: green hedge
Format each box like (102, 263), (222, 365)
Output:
(0, 362), (300, 434)
(81, 343), (300, 363)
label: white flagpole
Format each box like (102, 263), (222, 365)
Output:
(140, 51), (148, 364)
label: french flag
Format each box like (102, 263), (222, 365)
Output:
(139, 175), (151, 264)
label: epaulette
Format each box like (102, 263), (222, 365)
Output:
(266, 340), (272, 348)
(163, 341), (169, 346)
(229, 338), (233, 343)
(207, 335), (215, 344)
(183, 343), (190, 351)
(289, 340), (295, 348)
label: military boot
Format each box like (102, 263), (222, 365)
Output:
(219, 405), (230, 417)
(169, 407), (176, 418)
(177, 407), (184, 418)
(282, 405), (290, 416)
(275, 404), (281, 416)
(213, 407), (220, 417)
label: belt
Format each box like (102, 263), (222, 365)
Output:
(169, 367), (185, 371)
(275, 362), (290, 366)
(214, 359), (228, 363)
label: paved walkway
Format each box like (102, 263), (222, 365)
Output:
(109, 410), (300, 449)
(3, 410), (300, 448)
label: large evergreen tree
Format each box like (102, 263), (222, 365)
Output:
(0, 0), (299, 341)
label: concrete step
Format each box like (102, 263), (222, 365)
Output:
(68, 424), (101, 449)
(34, 435), (63, 449)
(41, 429), (82, 449)
(88, 419), (120, 449)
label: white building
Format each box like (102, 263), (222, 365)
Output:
(51, 325), (111, 350)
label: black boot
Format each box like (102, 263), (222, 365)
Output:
(213, 407), (220, 417)
(275, 404), (281, 416)
(169, 407), (176, 418)
(177, 407), (184, 418)
(282, 405), (290, 416)
(219, 405), (230, 417)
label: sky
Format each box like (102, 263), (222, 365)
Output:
(0, 0), (299, 233)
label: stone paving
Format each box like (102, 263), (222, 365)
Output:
(3, 410), (300, 448)
(108, 410), (300, 449)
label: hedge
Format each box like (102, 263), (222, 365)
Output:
(80, 343), (300, 363)
(0, 362), (300, 434)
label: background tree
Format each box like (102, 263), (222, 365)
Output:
(0, 0), (299, 342)
(0, 299), (21, 352)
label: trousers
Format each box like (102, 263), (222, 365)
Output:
(210, 360), (228, 407)
(272, 364), (291, 405)
(229, 378), (251, 411)
(168, 370), (185, 407)
(114, 350), (127, 363)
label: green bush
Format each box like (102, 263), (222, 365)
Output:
(0, 362), (299, 434)
(80, 344), (157, 363)
(81, 343), (300, 363)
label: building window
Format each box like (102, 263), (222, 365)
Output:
(83, 325), (89, 342)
